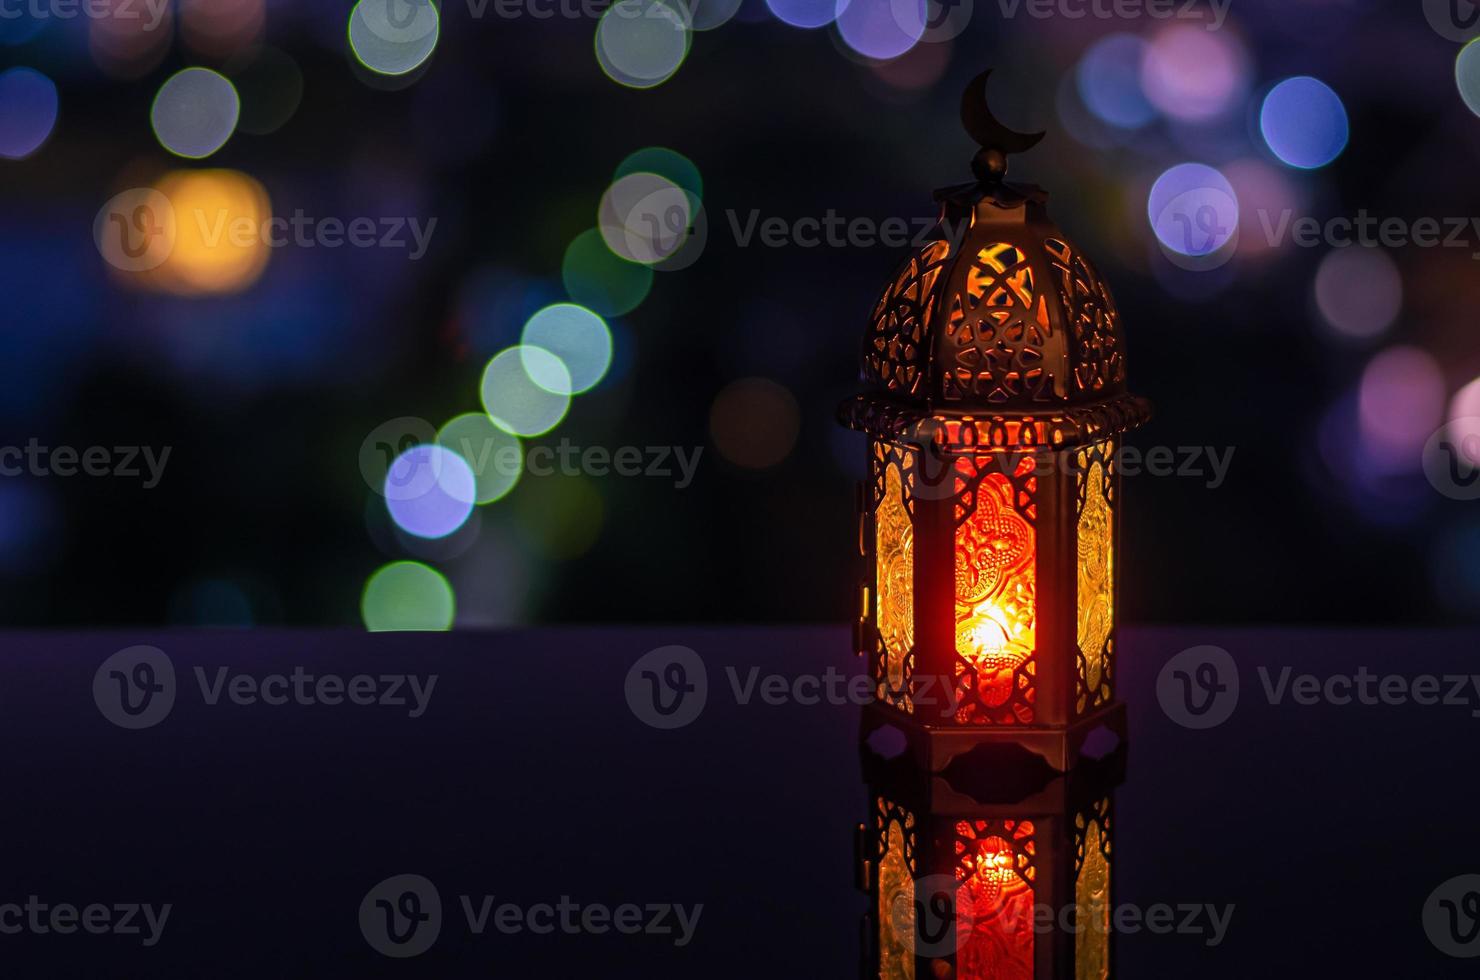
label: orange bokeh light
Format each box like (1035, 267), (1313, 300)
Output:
(148, 169), (271, 295)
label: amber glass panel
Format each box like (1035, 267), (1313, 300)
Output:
(878, 814), (915, 980)
(955, 820), (1035, 980)
(876, 463), (914, 704)
(1076, 447), (1114, 710)
(955, 468), (1035, 710)
(1075, 818), (1111, 980)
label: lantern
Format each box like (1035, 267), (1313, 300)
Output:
(856, 741), (1124, 980)
(842, 71), (1152, 772)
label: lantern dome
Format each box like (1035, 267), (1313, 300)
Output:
(842, 71), (1151, 453)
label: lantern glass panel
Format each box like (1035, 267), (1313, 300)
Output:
(878, 811), (916, 980)
(1074, 816), (1111, 980)
(954, 455), (1037, 723)
(1075, 442), (1115, 714)
(876, 455), (914, 707)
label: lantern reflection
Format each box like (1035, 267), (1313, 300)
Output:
(859, 741), (1123, 980)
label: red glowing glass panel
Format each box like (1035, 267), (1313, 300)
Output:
(954, 457), (1036, 720)
(955, 819), (1035, 980)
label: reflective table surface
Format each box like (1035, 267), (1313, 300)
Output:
(3, 626), (1476, 976)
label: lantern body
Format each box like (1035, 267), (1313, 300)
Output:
(843, 182), (1150, 771)
(857, 750), (1123, 980)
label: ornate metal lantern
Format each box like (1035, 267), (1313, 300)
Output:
(856, 742), (1124, 980)
(842, 72), (1151, 771)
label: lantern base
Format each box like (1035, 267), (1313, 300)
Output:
(859, 700), (1127, 773)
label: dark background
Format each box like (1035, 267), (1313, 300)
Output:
(0, 0), (1477, 628)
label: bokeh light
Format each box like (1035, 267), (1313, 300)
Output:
(385, 444), (477, 539)
(615, 146), (703, 201)
(683, 0), (742, 30)
(871, 34), (952, 92)
(1314, 248), (1402, 340)
(348, 0), (440, 77)
(1140, 24), (1249, 122)
(438, 413), (522, 504)
(521, 304), (613, 394)
(1446, 376), (1480, 468)
(481, 346), (572, 437)
(1077, 34), (1154, 129)
(562, 228), (653, 316)
(765, 0), (835, 29)
(0, 68), (58, 161)
(150, 169), (271, 294)
(599, 172), (693, 265)
(709, 377), (800, 469)
(181, 0), (266, 57)
(1260, 76), (1348, 170)
(596, 0), (691, 90)
(1457, 39), (1480, 117)
(1146, 163), (1239, 260)
(1358, 346), (1444, 471)
(834, 0), (923, 61)
(151, 68), (241, 160)
(0, 8), (46, 46)
(89, 0), (174, 79)
(230, 47), (305, 136)
(1222, 158), (1302, 259)
(362, 561), (455, 631)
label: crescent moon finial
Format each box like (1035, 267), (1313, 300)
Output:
(960, 69), (1044, 182)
